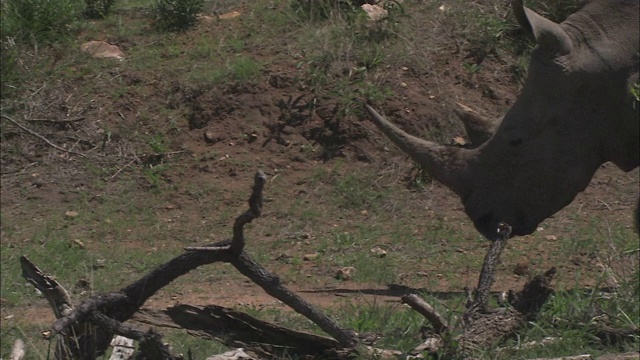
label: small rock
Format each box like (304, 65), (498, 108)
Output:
(93, 259), (106, 269)
(544, 235), (558, 241)
(336, 267), (356, 281)
(65, 211), (78, 219)
(218, 11), (241, 20)
(75, 278), (91, 291)
(400, 82), (407, 88)
(303, 253), (319, 261)
(452, 136), (467, 146)
(204, 131), (223, 144)
(401, 66), (409, 71)
(71, 239), (85, 248)
(360, 210), (368, 216)
(80, 41), (124, 60)
(513, 260), (530, 276)
(370, 246), (387, 258)
(361, 4), (387, 21)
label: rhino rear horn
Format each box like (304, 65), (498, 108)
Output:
(454, 103), (497, 147)
(512, 0), (572, 55)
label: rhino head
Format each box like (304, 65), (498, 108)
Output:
(367, 0), (639, 240)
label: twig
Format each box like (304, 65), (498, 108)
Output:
(231, 170), (266, 254)
(110, 158), (137, 179)
(25, 117), (85, 123)
(110, 151), (190, 180)
(401, 294), (449, 334)
(1, 114), (87, 158)
(465, 222), (512, 318)
(232, 251), (357, 348)
(20, 255), (74, 319)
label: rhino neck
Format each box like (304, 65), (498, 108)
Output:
(366, 105), (471, 196)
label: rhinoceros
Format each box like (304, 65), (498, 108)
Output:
(366, 0), (639, 240)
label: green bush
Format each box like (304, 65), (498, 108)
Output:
(527, 0), (584, 23)
(84, 0), (115, 19)
(1, 0), (83, 44)
(290, 0), (359, 23)
(153, 0), (204, 31)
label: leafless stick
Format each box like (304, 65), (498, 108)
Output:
(232, 252), (357, 347)
(231, 170), (266, 254)
(401, 294), (449, 334)
(465, 223), (511, 318)
(20, 255), (74, 319)
(1, 114), (86, 158)
(110, 158), (137, 179)
(25, 117), (85, 123)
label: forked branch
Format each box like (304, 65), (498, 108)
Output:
(26, 170), (356, 359)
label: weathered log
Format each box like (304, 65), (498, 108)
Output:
(133, 304), (342, 358)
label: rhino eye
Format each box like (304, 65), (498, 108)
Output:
(509, 138), (523, 147)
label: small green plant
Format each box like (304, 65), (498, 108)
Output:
(153, 0), (204, 31)
(147, 133), (168, 154)
(462, 61), (482, 75)
(631, 80), (640, 108)
(228, 56), (262, 83)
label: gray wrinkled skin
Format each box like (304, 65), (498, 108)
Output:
(367, 0), (639, 240)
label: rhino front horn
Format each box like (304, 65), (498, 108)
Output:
(365, 104), (472, 196)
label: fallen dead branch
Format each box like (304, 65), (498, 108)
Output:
(22, 170), (357, 359)
(1, 114), (87, 158)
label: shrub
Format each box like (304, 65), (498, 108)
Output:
(152, 0), (204, 31)
(1, 0), (83, 44)
(84, 0), (116, 19)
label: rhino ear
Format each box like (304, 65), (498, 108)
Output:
(513, 0), (572, 55)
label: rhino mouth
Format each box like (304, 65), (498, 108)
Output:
(473, 211), (538, 240)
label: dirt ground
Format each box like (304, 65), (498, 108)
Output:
(1, 2), (639, 355)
